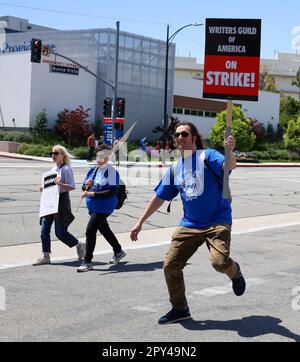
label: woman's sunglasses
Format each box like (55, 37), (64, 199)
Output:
(49, 151), (61, 156)
(174, 131), (191, 139)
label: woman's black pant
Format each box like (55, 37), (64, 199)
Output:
(85, 213), (121, 262)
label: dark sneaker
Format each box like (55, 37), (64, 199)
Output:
(232, 262), (246, 296)
(158, 308), (191, 325)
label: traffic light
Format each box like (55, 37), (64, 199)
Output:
(31, 38), (42, 63)
(117, 97), (125, 118)
(103, 97), (112, 117)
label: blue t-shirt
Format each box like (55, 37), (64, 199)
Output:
(155, 149), (232, 228)
(82, 164), (119, 215)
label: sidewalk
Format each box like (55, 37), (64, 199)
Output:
(1, 211), (300, 270)
(1, 151), (300, 167)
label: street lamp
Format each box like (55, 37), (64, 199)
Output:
(163, 22), (203, 148)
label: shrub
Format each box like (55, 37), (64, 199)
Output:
(71, 147), (88, 159)
(19, 143), (52, 157)
(209, 106), (256, 151)
(31, 109), (48, 138)
(0, 131), (34, 143)
(266, 123), (276, 142)
(284, 115), (300, 150)
(250, 119), (266, 143)
(54, 105), (92, 147)
(280, 96), (300, 130)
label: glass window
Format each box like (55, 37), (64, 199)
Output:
(132, 65), (140, 85)
(133, 38), (142, 50)
(211, 112), (217, 118)
(125, 36), (133, 48)
(184, 109), (191, 115)
(191, 110), (197, 116)
(197, 110), (203, 116)
(205, 111), (211, 117)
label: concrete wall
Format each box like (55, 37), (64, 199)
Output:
(30, 56), (97, 128)
(0, 52), (31, 129)
(0, 141), (21, 152)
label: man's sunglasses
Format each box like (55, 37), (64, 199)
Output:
(174, 131), (191, 139)
(49, 151), (61, 156)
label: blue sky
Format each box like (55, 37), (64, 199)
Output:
(1, 0), (300, 61)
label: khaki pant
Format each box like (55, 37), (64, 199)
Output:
(164, 224), (238, 310)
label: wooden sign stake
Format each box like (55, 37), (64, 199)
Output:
(223, 100), (233, 199)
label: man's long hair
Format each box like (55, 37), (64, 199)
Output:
(175, 121), (205, 149)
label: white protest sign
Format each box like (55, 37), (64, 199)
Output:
(39, 171), (59, 218)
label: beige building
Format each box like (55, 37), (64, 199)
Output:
(173, 56), (281, 138)
(175, 53), (300, 99)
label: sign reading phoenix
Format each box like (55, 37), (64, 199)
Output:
(203, 18), (261, 101)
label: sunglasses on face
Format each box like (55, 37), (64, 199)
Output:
(50, 151), (61, 156)
(174, 131), (191, 139)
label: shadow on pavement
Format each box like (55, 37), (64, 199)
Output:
(95, 261), (164, 275)
(180, 315), (300, 341)
(51, 261), (107, 267)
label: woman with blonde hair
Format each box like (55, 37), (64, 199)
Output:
(33, 145), (85, 265)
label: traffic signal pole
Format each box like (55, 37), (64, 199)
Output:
(112, 21), (120, 145)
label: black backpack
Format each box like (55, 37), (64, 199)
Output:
(90, 166), (127, 209)
(115, 180), (127, 209)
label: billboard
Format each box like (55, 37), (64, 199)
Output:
(203, 18), (261, 101)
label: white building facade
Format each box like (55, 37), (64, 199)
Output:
(0, 18), (175, 140)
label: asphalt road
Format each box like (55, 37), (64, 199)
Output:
(1, 157), (300, 247)
(0, 157), (300, 342)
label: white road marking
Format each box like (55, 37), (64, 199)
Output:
(1, 213), (300, 271)
(233, 222), (300, 235)
(193, 278), (267, 298)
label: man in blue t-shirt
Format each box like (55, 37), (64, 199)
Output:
(130, 121), (246, 324)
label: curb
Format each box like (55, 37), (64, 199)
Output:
(1, 152), (300, 168)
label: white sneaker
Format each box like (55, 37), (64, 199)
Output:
(33, 255), (51, 266)
(109, 250), (126, 264)
(77, 261), (93, 272)
(76, 242), (86, 260)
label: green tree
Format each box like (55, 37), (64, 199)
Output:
(291, 67), (300, 100)
(284, 115), (300, 150)
(279, 96), (300, 130)
(209, 106), (256, 152)
(31, 109), (48, 138)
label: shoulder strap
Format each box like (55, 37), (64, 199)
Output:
(91, 167), (99, 182)
(167, 161), (179, 213)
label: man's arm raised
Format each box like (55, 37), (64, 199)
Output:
(130, 194), (165, 241)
